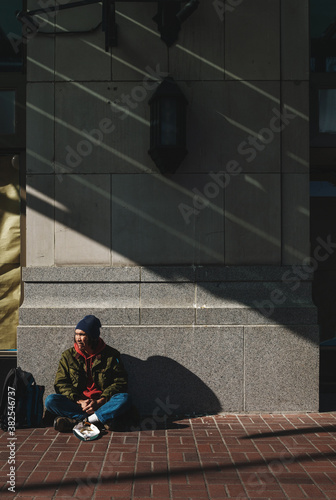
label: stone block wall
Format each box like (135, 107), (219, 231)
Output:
(18, 266), (319, 414)
(19, 0), (319, 413)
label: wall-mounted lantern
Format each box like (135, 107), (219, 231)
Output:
(148, 77), (188, 174)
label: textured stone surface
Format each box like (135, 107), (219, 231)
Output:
(27, 36), (54, 82)
(22, 266), (140, 282)
(244, 326), (319, 411)
(196, 306), (318, 326)
(26, 83), (54, 174)
(195, 265), (313, 282)
(17, 263), (320, 413)
(111, 174), (224, 265)
(26, 0), (55, 83)
(169, 0), (224, 81)
(23, 265), (315, 283)
(221, 82), (281, 174)
(141, 266), (196, 282)
(192, 327), (244, 412)
(17, 325), (243, 414)
(23, 282), (139, 307)
(55, 3), (110, 82)
(19, 307), (139, 326)
(26, 175), (55, 267)
(281, 0), (309, 80)
(282, 174), (310, 264)
(225, 0), (280, 80)
(54, 82), (155, 175)
(282, 81), (309, 174)
(140, 308), (195, 325)
(225, 174), (281, 264)
(17, 327), (74, 398)
(118, 327), (212, 415)
(54, 174), (111, 265)
(140, 283), (195, 307)
(178, 81), (281, 175)
(196, 281), (314, 308)
(111, 3), (168, 81)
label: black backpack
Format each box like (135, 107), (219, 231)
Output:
(0, 367), (45, 430)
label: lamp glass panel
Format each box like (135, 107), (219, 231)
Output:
(319, 89), (336, 133)
(0, 91), (15, 134)
(160, 98), (177, 146)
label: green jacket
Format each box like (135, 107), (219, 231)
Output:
(54, 345), (128, 402)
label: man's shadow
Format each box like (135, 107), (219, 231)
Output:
(121, 355), (222, 430)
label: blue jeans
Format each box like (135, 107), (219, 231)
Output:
(45, 393), (131, 424)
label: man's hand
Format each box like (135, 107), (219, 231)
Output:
(77, 399), (91, 412)
(77, 397), (106, 415)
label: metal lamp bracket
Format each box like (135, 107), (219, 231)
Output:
(17, 0), (199, 50)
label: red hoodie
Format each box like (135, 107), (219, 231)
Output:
(74, 337), (106, 399)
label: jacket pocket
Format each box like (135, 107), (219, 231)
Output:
(69, 367), (81, 387)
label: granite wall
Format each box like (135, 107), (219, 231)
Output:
(18, 266), (319, 414)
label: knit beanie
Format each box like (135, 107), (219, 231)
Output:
(75, 315), (101, 339)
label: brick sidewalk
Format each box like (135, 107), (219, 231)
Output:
(1, 413), (336, 499)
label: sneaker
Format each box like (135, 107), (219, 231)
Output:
(54, 416), (79, 433)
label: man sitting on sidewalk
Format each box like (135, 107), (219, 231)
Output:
(45, 315), (133, 432)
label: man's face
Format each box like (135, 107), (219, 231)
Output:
(75, 329), (90, 351)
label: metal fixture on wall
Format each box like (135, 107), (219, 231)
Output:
(148, 77), (188, 174)
(17, 0), (199, 50)
(153, 0), (199, 47)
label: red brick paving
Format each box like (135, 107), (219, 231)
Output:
(1, 413), (336, 499)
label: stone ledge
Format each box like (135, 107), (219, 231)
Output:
(196, 281), (313, 307)
(196, 307), (318, 325)
(195, 266), (313, 282)
(19, 306), (318, 326)
(21, 275), (315, 311)
(22, 282), (140, 307)
(21, 265), (315, 283)
(19, 307), (197, 326)
(140, 308), (195, 325)
(22, 266), (141, 282)
(19, 307), (140, 325)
